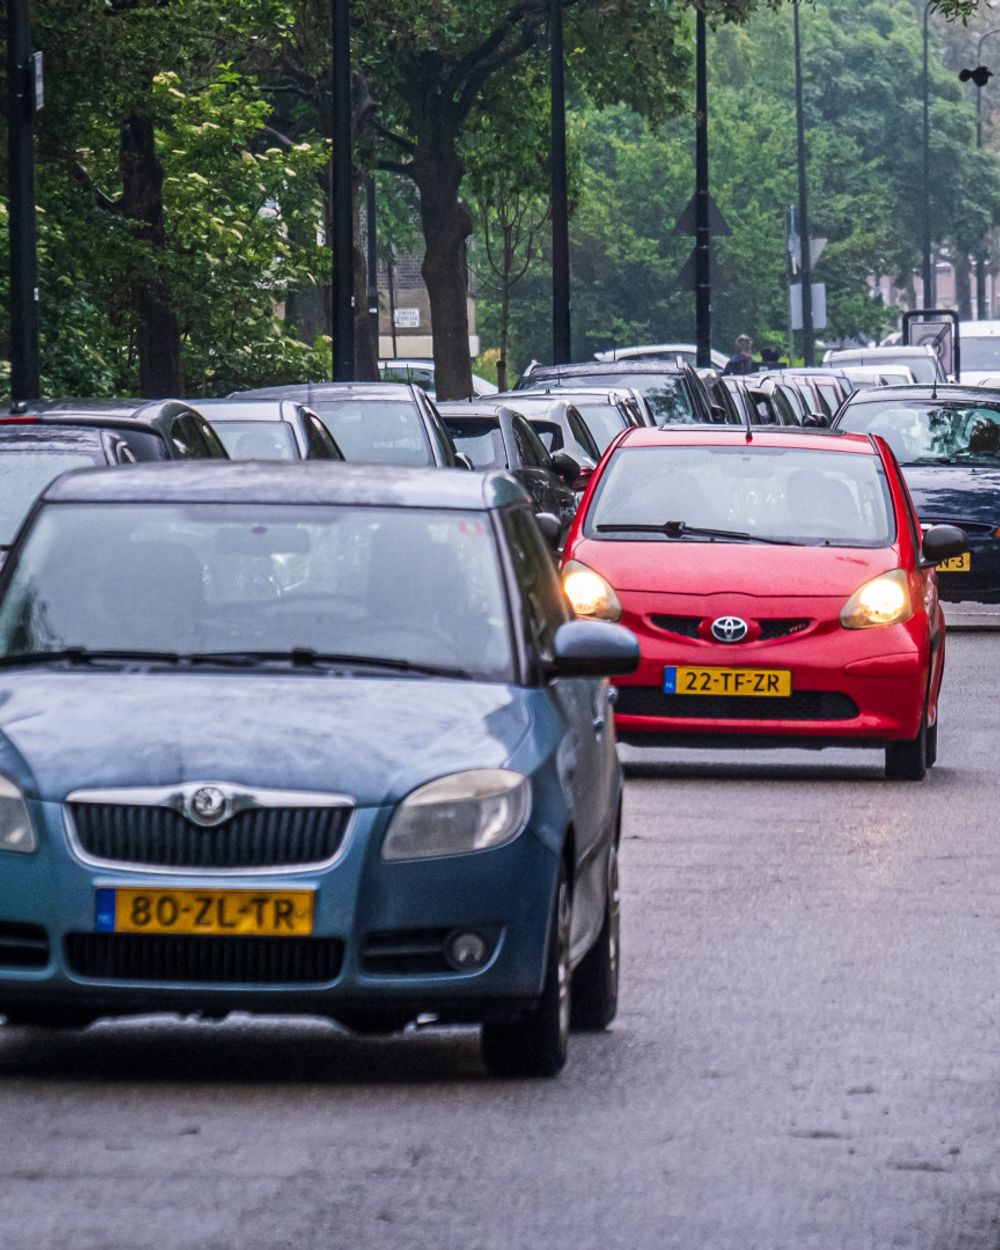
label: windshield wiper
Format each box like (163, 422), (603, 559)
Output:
(595, 521), (801, 546)
(0, 648), (182, 668)
(186, 649), (473, 679)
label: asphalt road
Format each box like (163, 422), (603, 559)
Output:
(3, 632), (1000, 1250)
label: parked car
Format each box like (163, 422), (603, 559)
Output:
(494, 386), (651, 452)
(957, 320), (1000, 385)
(592, 342), (730, 371)
(194, 399), (344, 461)
(0, 399), (227, 554)
(515, 360), (716, 425)
(438, 403), (579, 542)
(500, 399), (603, 487)
(378, 358), (498, 399)
(561, 424), (965, 780)
(0, 460), (637, 1076)
(229, 382), (462, 468)
(839, 365), (916, 388)
(833, 384), (1000, 603)
(823, 346), (946, 385)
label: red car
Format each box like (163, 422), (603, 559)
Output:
(561, 426), (967, 780)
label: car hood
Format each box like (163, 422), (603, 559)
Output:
(573, 537), (898, 598)
(900, 463), (1000, 526)
(0, 672), (531, 806)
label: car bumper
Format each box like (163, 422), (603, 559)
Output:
(613, 609), (930, 748)
(0, 803), (559, 1026)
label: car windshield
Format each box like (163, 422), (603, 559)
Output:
(586, 445), (895, 547)
(959, 338), (1000, 373)
(308, 400), (432, 466)
(212, 421), (299, 461)
(838, 400), (1000, 466)
(444, 419), (506, 469)
(527, 374), (694, 423)
(572, 402), (627, 452)
(0, 450), (103, 545)
(0, 502), (513, 681)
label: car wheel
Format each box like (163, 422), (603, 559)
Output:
(885, 712), (928, 781)
(926, 713), (938, 768)
(481, 864), (571, 1079)
(571, 840), (620, 1031)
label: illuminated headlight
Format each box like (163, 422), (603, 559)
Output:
(0, 776), (34, 853)
(562, 559), (623, 622)
(840, 569), (913, 629)
(381, 770), (530, 861)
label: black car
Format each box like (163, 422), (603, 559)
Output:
(438, 404), (580, 542)
(229, 382), (463, 468)
(503, 399), (602, 485)
(494, 387), (650, 452)
(193, 399), (344, 461)
(833, 385), (1000, 602)
(0, 399), (227, 553)
(514, 359), (716, 425)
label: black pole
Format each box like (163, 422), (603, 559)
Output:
(332, 0), (354, 380)
(694, 10), (711, 369)
(977, 86), (987, 319)
(922, 2), (933, 309)
(550, 0), (571, 363)
(793, 2), (814, 366)
(7, 0), (40, 405)
(366, 176), (379, 357)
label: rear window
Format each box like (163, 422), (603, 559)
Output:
(213, 422), (299, 461)
(310, 400), (433, 466)
(586, 445), (895, 547)
(0, 450), (103, 545)
(526, 373), (694, 424)
(445, 419), (506, 469)
(572, 402), (627, 453)
(839, 399), (1000, 466)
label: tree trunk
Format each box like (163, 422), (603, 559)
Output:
(411, 143), (474, 401)
(353, 175), (379, 380)
(951, 251), (973, 321)
(119, 114), (182, 396)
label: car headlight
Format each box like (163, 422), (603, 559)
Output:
(840, 568), (913, 629)
(0, 776), (35, 853)
(382, 769), (530, 861)
(562, 559), (623, 622)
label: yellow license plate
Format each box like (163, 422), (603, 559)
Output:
(664, 666), (792, 697)
(936, 553), (971, 573)
(96, 887), (314, 937)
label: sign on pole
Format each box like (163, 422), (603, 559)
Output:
(790, 283), (827, 331)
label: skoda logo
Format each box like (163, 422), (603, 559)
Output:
(189, 786), (229, 826)
(711, 616), (749, 644)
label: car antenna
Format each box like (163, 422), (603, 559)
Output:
(742, 395), (753, 443)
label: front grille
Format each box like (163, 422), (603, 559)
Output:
(615, 687), (859, 722)
(69, 804), (350, 870)
(65, 933), (344, 984)
(757, 618), (811, 640)
(651, 614), (702, 638)
(0, 921), (49, 969)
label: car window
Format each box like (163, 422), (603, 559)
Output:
(566, 408), (601, 460)
(168, 414), (216, 459)
(956, 339), (1000, 372)
(586, 445), (895, 548)
(309, 400), (434, 466)
(0, 503), (514, 682)
(572, 402), (626, 453)
(839, 400), (1000, 466)
(0, 450), (104, 545)
(213, 421), (298, 461)
(523, 372), (695, 424)
(303, 412), (341, 459)
(513, 416), (552, 468)
(529, 419), (564, 454)
(445, 419), (507, 469)
(503, 507), (570, 658)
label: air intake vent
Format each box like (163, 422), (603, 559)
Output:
(0, 921), (49, 969)
(615, 688), (858, 722)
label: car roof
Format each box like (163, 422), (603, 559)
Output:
(229, 382), (417, 402)
(615, 427), (875, 453)
(844, 384), (999, 403)
(525, 360), (685, 379)
(501, 387), (631, 403)
(0, 425), (107, 448)
(11, 398), (194, 428)
(438, 405), (517, 422)
(190, 399), (297, 422)
(40, 460), (528, 510)
(828, 346), (935, 359)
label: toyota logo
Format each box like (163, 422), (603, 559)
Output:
(711, 616), (749, 644)
(188, 786), (230, 826)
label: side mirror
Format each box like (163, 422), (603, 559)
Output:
(710, 404), (728, 424)
(921, 523), (967, 568)
(534, 512), (561, 549)
(454, 452), (475, 471)
(801, 412), (828, 428)
(546, 619), (640, 678)
(550, 450), (581, 485)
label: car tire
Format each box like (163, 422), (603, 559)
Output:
(885, 712), (928, 781)
(481, 864), (571, 1079)
(571, 841), (620, 1032)
(926, 713), (938, 768)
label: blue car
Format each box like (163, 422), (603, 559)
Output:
(0, 462), (637, 1077)
(835, 386), (1000, 603)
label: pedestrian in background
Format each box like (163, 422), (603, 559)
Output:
(723, 335), (756, 376)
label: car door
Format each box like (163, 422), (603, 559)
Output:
(502, 506), (611, 957)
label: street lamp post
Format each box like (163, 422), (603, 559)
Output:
(922, 1), (934, 310)
(6, 0), (41, 405)
(550, 0), (571, 364)
(694, 9), (711, 370)
(793, 2), (814, 366)
(331, 0), (355, 381)
(973, 28), (1000, 319)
